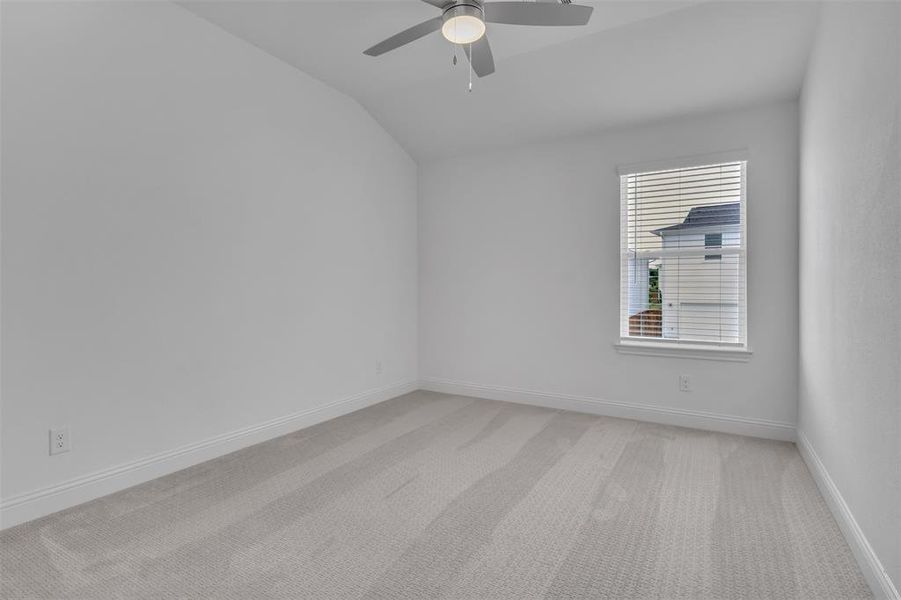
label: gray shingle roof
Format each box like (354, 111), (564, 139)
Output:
(651, 202), (740, 236)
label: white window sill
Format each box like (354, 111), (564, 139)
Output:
(614, 340), (753, 362)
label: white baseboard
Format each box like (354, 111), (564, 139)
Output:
(419, 377), (796, 441)
(0, 380), (418, 531)
(797, 430), (899, 600)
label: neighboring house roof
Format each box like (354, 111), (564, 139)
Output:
(651, 202), (740, 236)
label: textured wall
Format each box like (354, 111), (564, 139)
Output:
(799, 1), (901, 593)
(420, 102), (799, 430)
(1, 2), (418, 502)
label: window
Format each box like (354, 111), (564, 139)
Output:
(704, 233), (722, 261)
(620, 160), (747, 349)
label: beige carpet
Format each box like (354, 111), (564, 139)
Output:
(0, 391), (871, 599)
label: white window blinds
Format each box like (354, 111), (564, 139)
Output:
(620, 161), (747, 347)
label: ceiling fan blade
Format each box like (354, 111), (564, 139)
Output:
(463, 36), (495, 78)
(363, 16), (443, 56)
(419, 0), (448, 7)
(483, 2), (593, 26)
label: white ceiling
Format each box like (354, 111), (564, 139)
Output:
(179, 1), (820, 161)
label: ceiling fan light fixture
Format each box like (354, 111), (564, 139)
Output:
(441, 5), (486, 45)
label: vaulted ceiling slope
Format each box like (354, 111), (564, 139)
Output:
(179, 1), (820, 161)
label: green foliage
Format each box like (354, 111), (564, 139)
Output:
(649, 267), (661, 309)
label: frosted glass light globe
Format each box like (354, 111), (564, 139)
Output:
(442, 12), (485, 45)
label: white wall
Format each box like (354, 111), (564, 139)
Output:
(420, 102), (799, 437)
(0, 1), (418, 520)
(799, 2), (900, 595)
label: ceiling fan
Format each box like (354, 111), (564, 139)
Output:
(363, 0), (593, 78)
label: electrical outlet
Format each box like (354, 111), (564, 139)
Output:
(376, 360), (383, 375)
(679, 375), (691, 393)
(50, 427), (71, 455)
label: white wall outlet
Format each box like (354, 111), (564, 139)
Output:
(679, 375), (691, 393)
(376, 360), (383, 375)
(50, 427), (71, 455)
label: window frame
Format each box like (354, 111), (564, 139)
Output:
(615, 151), (752, 361)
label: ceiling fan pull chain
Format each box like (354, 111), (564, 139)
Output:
(468, 43), (473, 92)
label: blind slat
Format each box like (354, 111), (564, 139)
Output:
(626, 177), (742, 192)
